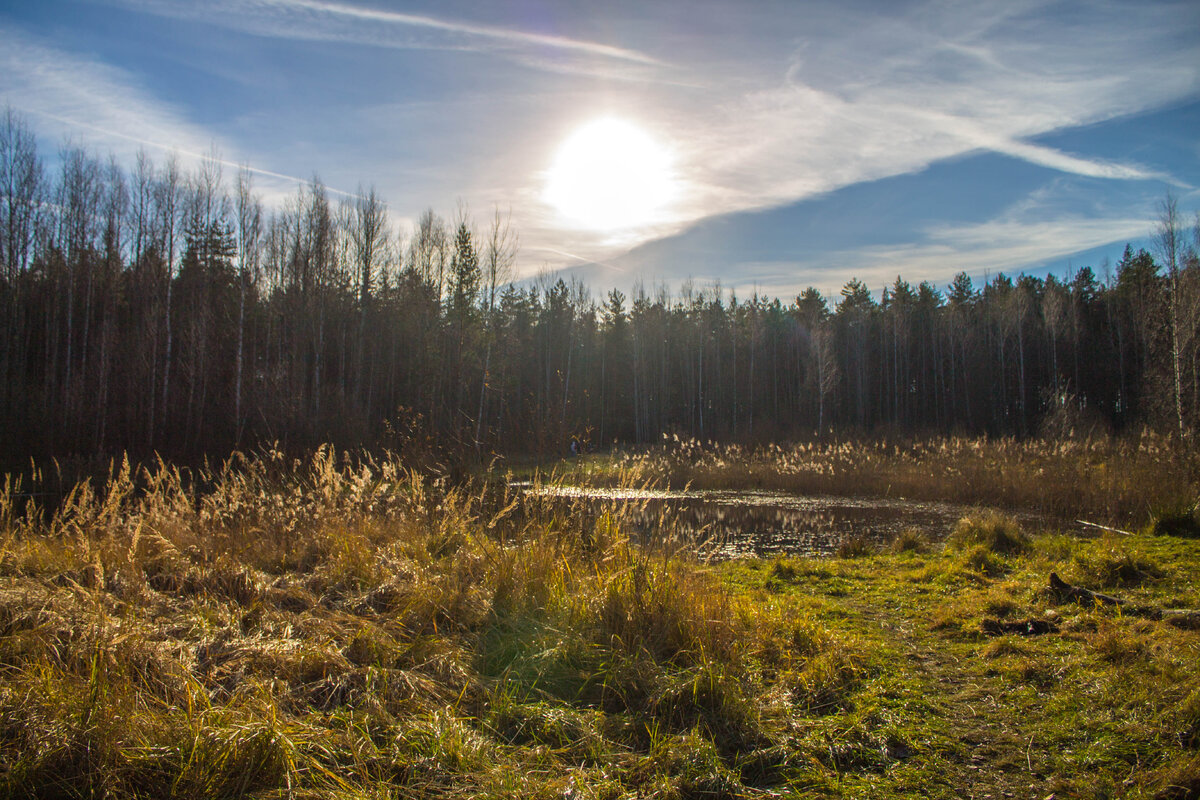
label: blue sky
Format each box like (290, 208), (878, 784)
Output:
(2, 0), (1198, 299)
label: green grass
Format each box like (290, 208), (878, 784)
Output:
(721, 523), (1200, 798)
(1, 445), (1198, 798)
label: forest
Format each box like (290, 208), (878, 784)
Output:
(2, 107), (1198, 466)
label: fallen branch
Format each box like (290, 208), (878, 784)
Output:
(1047, 574), (1200, 629)
(981, 617), (1058, 636)
(1075, 520), (1133, 536)
(1160, 609), (1200, 631)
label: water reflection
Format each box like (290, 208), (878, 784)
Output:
(515, 484), (1021, 559)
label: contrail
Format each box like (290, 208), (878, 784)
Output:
(540, 246), (627, 273)
(274, 0), (664, 66)
(29, 108), (362, 199)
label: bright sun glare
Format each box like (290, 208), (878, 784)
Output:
(544, 117), (676, 231)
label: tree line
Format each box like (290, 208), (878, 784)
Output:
(1, 109), (1198, 465)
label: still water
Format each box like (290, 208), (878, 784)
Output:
(515, 484), (1025, 559)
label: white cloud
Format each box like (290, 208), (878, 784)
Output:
(698, 61), (1185, 211)
(796, 214), (1152, 293)
(505, 1), (1198, 273)
(6, 0), (1197, 288)
(642, 2), (1197, 224)
(272, 0), (662, 65)
(0, 26), (214, 160)
(103, 0), (670, 82)
(0, 26), (357, 203)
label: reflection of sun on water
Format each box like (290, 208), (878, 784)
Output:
(544, 117), (676, 231)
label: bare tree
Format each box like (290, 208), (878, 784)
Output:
(407, 208), (448, 297)
(814, 325), (839, 435)
(297, 178), (337, 418)
(345, 185), (389, 411)
(474, 206), (518, 449)
(1155, 192), (1186, 438)
(179, 154), (219, 443)
(54, 145), (104, 426)
(93, 155), (129, 450)
(234, 165), (263, 441)
(129, 149), (156, 269)
(1042, 275), (1067, 397)
(1185, 213), (1200, 432)
(156, 153), (183, 442)
(0, 108), (43, 421)
(0, 108), (43, 281)
(482, 206), (517, 315)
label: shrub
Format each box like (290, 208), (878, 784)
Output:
(890, 528), (929, 553)
(789, 646), (862, 714)
(961, 544), (1007, 577)
(1092, 623), (1151, 665)
(836, 534), (876, 559)
(946, 512), (1030, 555)
(1151, 752), (1200, 800)
(1177, 688), (1200, 749)
(0, 449), (849, 799)
(1080, 548), (1166, 588)
(1151, 499), (1200, 539)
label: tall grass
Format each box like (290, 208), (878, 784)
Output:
(567, 432), (1199, 526)
(0, 447), (832, 798)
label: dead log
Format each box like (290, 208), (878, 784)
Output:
(1048, 572), (1124, 607)
(981, 617), (1059, 636)
(1161, 609), (1200, 631)
(1048, 574), (1200, 629)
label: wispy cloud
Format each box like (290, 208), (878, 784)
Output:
(983, 141), (1157, 182)
(537, 246), (627, 274)
(798, 214), (1153, 293)
(103, 0), (669, 81)
(896, 107), (1167, 182)
(6, 0), (1197, 290)
(0, 26), (353, 199)
(0, 26), (213, 158)
(273, 0), (662, 65)
(655, 0), (1200, 231)
(516, 0), (1198, 281)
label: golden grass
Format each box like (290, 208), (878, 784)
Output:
(0, 447), (832, 798)
(566, 432), (1200, 526)
(946, 511), (1030, 555)
(4, 441), (1197, 798)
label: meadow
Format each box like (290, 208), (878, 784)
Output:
(0, 438), (1196, 798)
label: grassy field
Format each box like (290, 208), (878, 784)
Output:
(722, 522), (1200, 798)
(0, 442), (1197, 798)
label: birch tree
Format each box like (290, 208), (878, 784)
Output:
(1155, 193), (1186, 438)
(234, 165), (263, 441)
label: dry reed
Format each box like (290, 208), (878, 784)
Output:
(0, 447), (827, 798)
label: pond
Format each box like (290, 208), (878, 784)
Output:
(514, 483), (1042, 559)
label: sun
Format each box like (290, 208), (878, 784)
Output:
(544, 117), (676, 231)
